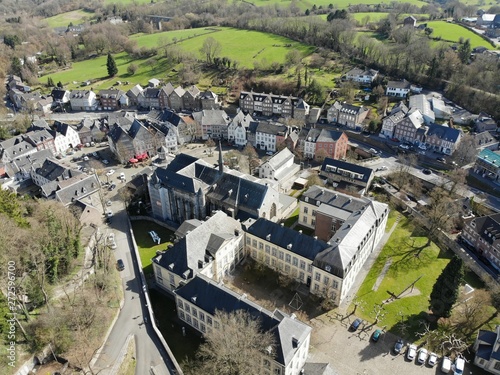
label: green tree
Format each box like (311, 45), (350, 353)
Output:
(458, 39), (471, 64)
(429, 256), (464, 319)
(47, 77), (55, 87)
(199, 36), (221, 64)
(106, 53), (118, 77)
(127, 63), (138, 75)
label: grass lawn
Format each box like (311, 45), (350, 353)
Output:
(44, 9), (94, 28)
(130, 220), (174, 275)
(354, 214), (450, 339)
(426, 21), (493, 49)
(131, 28), (218, 49)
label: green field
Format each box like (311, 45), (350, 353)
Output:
(44, 9), (94, 28)
(103, 0), (151, 4)
(131, 28), (217, 48)
(426, 21), (493, 49)
(245, 0), (428, 10)
(351, 12), (390, 23)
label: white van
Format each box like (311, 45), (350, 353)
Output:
(441, 356), (451, 373)
(454, 357), (465, 375)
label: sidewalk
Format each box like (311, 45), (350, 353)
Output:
(338, 214), (401, 314)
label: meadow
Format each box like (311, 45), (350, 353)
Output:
(44, 9), (94, 28)
(245, 0), (428, 10)
(426, 20), (493, 49)
(103, 0), (151, 5)
(131, 28), (217, 49)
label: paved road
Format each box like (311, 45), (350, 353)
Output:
(91, 197), (173, 375)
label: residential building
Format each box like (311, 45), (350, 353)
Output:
(126, 84), (143, 106)
(99, 89), (125, 110)
(320, 158), (374, 195)
(473, 325), (500, 374)
(152, 211), (244, 293)
(148, 153), (282, 224)
(431, 97), (452, 119)
(315, 129), (348, 161)
(159, 83), (175, 109)
(462, 213), (500, 272)
(380, 102), (409, 138)
(169, 86), (186, 112)
(386, 80), (411, 98)
(409, 94), (435, 125)
(148, 78), (160, 88)
(344, 68), (379, 84)
(52, 121), (81, 155)
(393, 109), (424, 143)
(199, 90), (220, 110)
(475, 113), (498, 133)
(258, 148), (300, 191)
(477, 13), (497, 27)
(227, 110), (255, 146)
(473, 149), (500, 183)
(174, 274), (312, 375)
(239, 91), (309, 119)
(424, 123), (462, 155)
(192, 109), (231, 140)
(69, 90), (97, 111)
(147, 109), (197, 145)
(53, 173), (100, 206)
(137, 87), (161, 110)
(24, 128), (56, 155)
(255, 121), (289, 152)
(51, 88), (71, 109)
(327, 101), (369, 130)
(30, 158), (83, 197)
(182, 85), (201, 111)
(403, 15), (417, 27)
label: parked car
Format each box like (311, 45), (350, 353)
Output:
(390, 137), (400, 142)
(406, 344), (417, 361)
(106, 210), (113, 218)
(428, 352), (438, 367)
(371, 329), (382, 342)
(83, 156), (89, 161)
(108, 232), (115, 242)
(437, 156), (446, 163)
(349, 318), (362, 331)
(119, 172), (125, 181)
(109, 241), (117, 250)
(393, 339), (404, 354)
(369, 148), (378, 154)
(422, 169), (432, 175)
(441, 356), (452, 373)
(417, 348), (428, 364)
(116, 259), (125, 271)
(108, 183), (116, 191)
(106, 169), (115, 176)
(377, 165), (388, 171)
(106, 200), (112, 206)
(102, 159), (109, 165)
(454, 357), (465, 375)
(418, 144), (427, 150)
(399, 144), (410, 150)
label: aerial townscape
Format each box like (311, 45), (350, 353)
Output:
(2, 0), (500, 374)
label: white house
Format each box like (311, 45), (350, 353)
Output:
(345, 68), (378, 84)
(53, 121), (81, 154)
(258, 148), (299, 192)
(175, 274), (312, 375)
(386, 80), (411, 98)
(227, 110), (254, 146)
(380, 102), (409, 138)
(69, 90), (97, 111)
(473, 325), (500, 374)
(255, 121), (289, 152)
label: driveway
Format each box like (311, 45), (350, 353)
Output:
(308, 312), (477, 375)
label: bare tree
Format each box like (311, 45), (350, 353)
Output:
(186, 309), (276, 375)
(453, 134), (478, 167)
(200, 36), (222, 64)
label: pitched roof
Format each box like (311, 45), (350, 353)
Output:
(192, 109), (231, 126)
(174, 274), (311, 367)
(387, 79), (411, 89)
(246, 218), (330, 260)
(51, 88), (69, 101)
(33, 158), (80, 182)
(320, 158), (373, 183)
(265, 148), (294, 170)
(256, 121), (288, 136)
(54, 174), (100, 205)
(316, 129), (345, 143)
(426, 123), (461, 142)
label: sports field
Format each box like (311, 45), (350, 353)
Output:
(44, 9), (94, 28)
(426, 20), (493, 49)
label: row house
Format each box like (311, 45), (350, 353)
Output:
(70, 90), (97, 111)
(30, 158), (82, 197)
(7, 75), (30, 92)
(255, 121), (289, 152)
(239, 91), (310, 119)
(192, 109), (231, 140)
(344, 68), (379, 84)
(152, 211), (244, 293)
(462, 213), (500, 272)
(174, 274), (312, 375)
(137, 87), (162, 110)
(473, 149), (500, 183)
(53, 121), (81, 155)
(227, 109), (255, 146)
(327, 101), (369, 130)
(99, 89), (127, 110)
(380, 102), (409, 138)
(51, 88), (71, 109)
(386, 80), (411, 98)
(126, 84), (143, 106)
(147, 109), (197, 145)
(320, 158), (374, 195)
(424, 123), (462, 155)
(392, 109), (424, 143)
(298, 128), (348, 161)
(9, 89), (52, 113)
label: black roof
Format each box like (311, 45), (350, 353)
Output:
(246, 218), (330, 260)
(148, 109), (183, 127)
(320, 158), (373, 183)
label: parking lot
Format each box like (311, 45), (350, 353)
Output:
(308, 311), (479, 375)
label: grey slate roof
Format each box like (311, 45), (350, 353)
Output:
(467, 214), (500, 244)
(33, 158), (80, 181)
(147, 109), (184, 127)
(174, 274), (311, 367)
(246, 218), (330, 261)
(316, 129), (344, 143)
(426, 123), (461, 143)
(320, 158), (373, 184)
(387, 79), (411, 89)
(302, 363), (339, 375)
(256, 121), (288, 136)
(54, 174), (100, 205)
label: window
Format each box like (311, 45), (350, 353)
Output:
(207, 316), (213, 326)
(246, 237), (251, 245)
(199, 312), (205, 322)
(259, 242), (264, 250)
(285, 265), (290, 273)
(252, 239), (257, 247)
(314, 284), (320, 291)
(333, 280), (339, 289)
(192, 309), (197, 318)
(201, 324), (206, 333)
(272, 247), (277, 257)
(308, 264), (313, 273)
(177, 300), (183, 309)
(278, 251), (284, 260)
(186, 315), (192, 324)
(304, 207), (308, 214)
(263, 359), (271, 368)
(299, 271), (305, 281)
(193, 319), (199, 329)
(315, 272), (321, 281)
(495, 362), (500, 371)
(323, 276), (329, 285)
(265, 245), (270, 254)
(179, 311), (185, 320)
(274, 368), (281, 375)
(252, 249), (257, 258)
(285, 254), (291, 263)
(300, 260), (305, 270)
(214, 321), (220, 329)
(312, 210), (316, 216)
(312, 219), (316, 226)
(185, 305), (190, 313)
